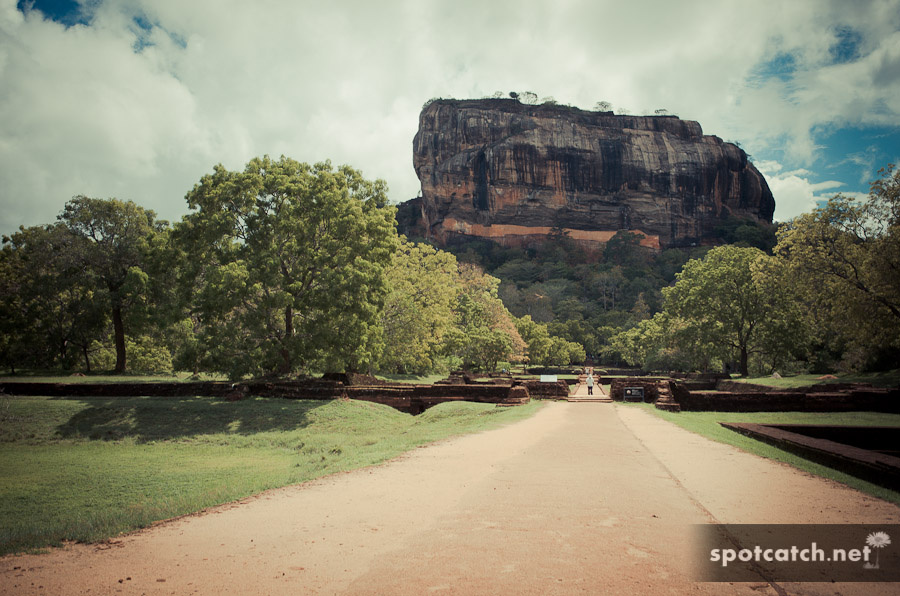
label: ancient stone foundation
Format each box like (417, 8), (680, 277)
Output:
(0, 378), (546, 415)
(604, 376), (900, 414)
(722, 423), (900, 490)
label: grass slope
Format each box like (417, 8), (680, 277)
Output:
(624, 403), (900, 505)
(732, 369), (900, 389)
(0, 394), (542, 555)
(0, 371), (226, 383)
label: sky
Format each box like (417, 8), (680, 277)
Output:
(2, 0), (899, 236)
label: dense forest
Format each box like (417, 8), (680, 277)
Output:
(2, 158), (898, 379)
(431, 218), (774, 363)
(0, 156), (576, 379)
(401, 163), (899, 377)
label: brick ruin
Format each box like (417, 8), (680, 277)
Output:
(721, 423), (900, 490)
(0, 374), (570, 415)
(605, 376), (900, 413)
(3, 373), (895, 415)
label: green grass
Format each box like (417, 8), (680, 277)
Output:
(0, 370), (227, 383)
(732, 369), (900, 389)
(622, 403), (900, 505)
(375, 373), (447, 385)
(0, 394), (542, 555)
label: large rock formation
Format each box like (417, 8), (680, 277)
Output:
(398, 99), (775, 250)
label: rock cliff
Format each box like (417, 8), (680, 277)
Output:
(398, 99), (775, 250)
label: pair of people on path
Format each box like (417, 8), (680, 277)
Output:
(585, 367), (594, 395)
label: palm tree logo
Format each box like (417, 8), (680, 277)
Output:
(864, 531), (891, 569)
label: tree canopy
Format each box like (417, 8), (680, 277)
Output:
(444, 264), (526, 372)
(379, 239), (460, 374)
(666, 246), (766, 376)
(1, 155), (583, 378)
(6, 154), (897, 379)
(59, 197), (166, 372)
(175, 156), (398, 379)
(606, 245), (806, 376)
(2, 197), (169, 374)
(1, 223), (106, 372)
(775, 164), (900, 370)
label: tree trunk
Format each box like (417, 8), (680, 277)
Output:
(112, 304), (126, 373)
(278, 305), (293, 375)
(83, 344), (92, 374)
(739, 345), (749, 377)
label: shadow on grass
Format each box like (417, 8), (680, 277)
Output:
(54, 396), (324, 442)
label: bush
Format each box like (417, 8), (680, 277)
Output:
(91, 336), (173, 374)
(126, 336), (173, 374)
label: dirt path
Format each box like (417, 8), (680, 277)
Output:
(568, 377), (607, 399)
(2, 402), (898, 595)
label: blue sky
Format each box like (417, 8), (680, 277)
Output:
(15, 0), (85, 25)
(2, 0), (899, 235)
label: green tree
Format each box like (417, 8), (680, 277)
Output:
(714, 216), (777, 252)
(590, 267), (626, 311)
(379, 239), (459, 373)
(32, 225), (109, 372)
(58, 197), (166, 373)
(604, 316), (656, 368)
(547, 335), (585, 366)
(3, 226), (110, 373)
(514, 315), (552, 370)
(775, 164), (900, 370)
(444, 264), (525, 372)
(603, 230), (649, 268)
(516, 91), (538, 105)
(663, 245), (804, 376)
(0, 226), (80, 371)
(175, 156), (398, 379)
(605, 310), (723, 373)
(631, 292), (650, 321)
(547, 318), (597, 356)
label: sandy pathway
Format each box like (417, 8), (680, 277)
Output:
(2, 402), (898, 595)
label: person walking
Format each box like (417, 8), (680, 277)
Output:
(586, 367), (594, 396)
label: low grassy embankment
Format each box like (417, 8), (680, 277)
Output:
(623, 403), (900, 505)
(375, 373), (447, 385)
(0, 371), (226, 383)
(730, 369), (900, 389)
(0, 393), (542, 556)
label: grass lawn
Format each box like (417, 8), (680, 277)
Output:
(375, 373), (449, 385)
(731, 369), (900, 389)
(0, 393), (542, 556)
(0, 371), (227, 383)
(621, 403), (900, 505)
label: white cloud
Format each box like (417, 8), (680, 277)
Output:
(832, 145), (883, 184)
(1, 0), (899, 234)
(756, 162), (864, 221)
(717, 3), (900, 164)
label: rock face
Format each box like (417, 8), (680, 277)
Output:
(398, 99), (775, 250)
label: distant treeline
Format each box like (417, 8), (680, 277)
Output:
(0, 156), (580, 379)
(433, 165), (900, 377)
(3, 158), (897, 379)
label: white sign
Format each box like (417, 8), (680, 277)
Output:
(540, 375), (558, 383)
